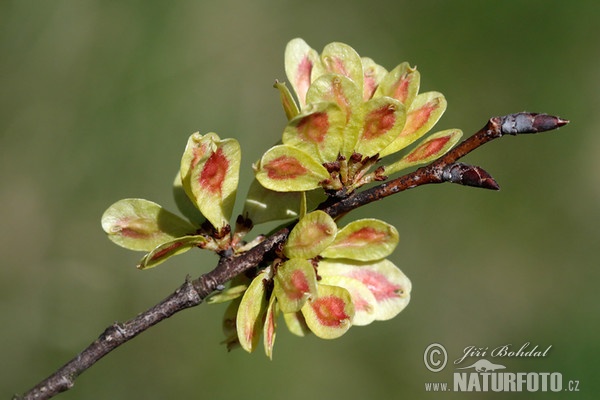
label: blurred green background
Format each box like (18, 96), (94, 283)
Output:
(2, 1), (598, 398)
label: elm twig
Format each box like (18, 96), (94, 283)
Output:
(15, 112), (568, 400)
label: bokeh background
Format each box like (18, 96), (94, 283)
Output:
(2, 1), (598, 398)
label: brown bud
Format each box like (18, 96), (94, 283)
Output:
(442, 163), (499, 190)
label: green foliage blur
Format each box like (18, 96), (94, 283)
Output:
(1, 1), (598, 399)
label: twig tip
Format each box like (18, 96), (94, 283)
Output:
(556, 117), (570, 127)
(500, 113), (569, 135)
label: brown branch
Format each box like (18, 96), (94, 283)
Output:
(15, 112), (568, 400)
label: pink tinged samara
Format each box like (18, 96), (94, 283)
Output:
(301, 284), (354, 339)
(320, 218), (399, 261)
(274, 258), (318, 313)
(237, 269), (269, 353)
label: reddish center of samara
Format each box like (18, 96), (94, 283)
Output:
(363, 73), (377, 100)
(296, 112), (329, 144)
(351, 269), (400, 302)
(346, 227), (386, 246)
(291, 222), (333, 252)
(393, 73), (412, 103)
(363, 106), (396, 140)
(296, 56), (313, 105)
(287, 270), (310, 300)
(200, 148), (229, 194)
(402, 101), (437, 136)
(150, 241), (185, 261)
(328, 56), (349, 77)
(311, 295), (349, 327)
(119, 217), (156, 239)
(405, 136), (450, 163)
(353, 295), (370, 312)
(330, 79), (351, 118)
(306, 222), (333, 243)
(265, 155), (308, 180)
(120, 227), (151, 239)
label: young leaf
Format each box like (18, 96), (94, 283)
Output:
(282, 102), (345, 163)
(283, 211), (337, 259)
(236, 269), (269, 353)
(318, 259), (411, 321)
(285, 38), (321, 108)
(137, 235), (210, 270)
(301, 284), (354, 339)
(320, 218), (399, 261)
(255, 144), (329, 192)
(384, 129), (463, 175)
(101, 198), (195, 251)
(379, 91), (447, 157)
(374, 62), (420, 106)
(274, 258), (318, 313)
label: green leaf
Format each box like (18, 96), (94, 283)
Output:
(319, 275), (377, 326)
(353, 96), (407, 157)
(274, 258), (318, 313)
(101, 198), (195, 251)
(282, 102), (345, 163)
(180, 132), (241, 230)
(283, 210), (337, 259)
(137, 235), (209, 270)
(384, 128), (463, 175)
(285, 38), (321, 108)
(318, 259), (411, 321)
(379, 91), (447, 157)
(361, 57), (387, 101)
(255, 144), (329, 192)
(236, 269), (269, 353)
(321, 218), (399, 261)
(374, 62), (420, 106)
(301, 284), (354, 339)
